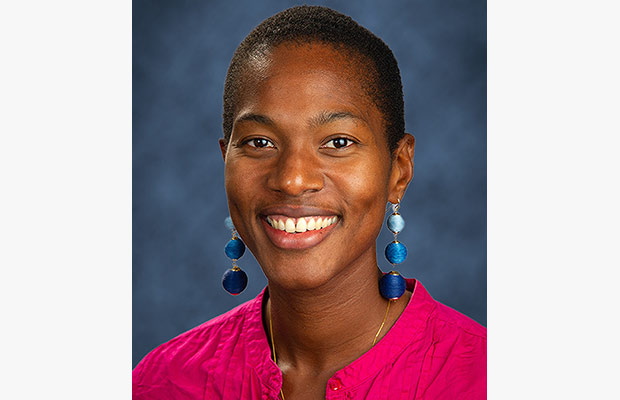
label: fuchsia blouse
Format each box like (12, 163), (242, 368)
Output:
(133, 280), (486, 399)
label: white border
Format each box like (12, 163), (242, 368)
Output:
(0, 1), (131, 398)
(2, 0), (620, 398)
(488, 0), (620, 398)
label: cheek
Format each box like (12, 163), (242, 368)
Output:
(224, 162), (243, 207)
(225, 154), (266, 196)
(224, 159), (264, 234)
(340, 152), (389, 194)
(331, 156), (390, 228)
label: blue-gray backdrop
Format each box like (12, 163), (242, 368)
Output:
(133, 0), (486, 368)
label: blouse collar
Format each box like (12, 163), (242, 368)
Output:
(240, 279), (437, 396)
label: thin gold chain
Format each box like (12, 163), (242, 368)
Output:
(268, 299), (392, 400)
(269, 306), (286, 400)
(372, 300), (391, 346)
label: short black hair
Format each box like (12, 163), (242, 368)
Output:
(222, 5), (405, 154)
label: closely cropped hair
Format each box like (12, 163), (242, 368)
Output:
(222, 5), (406, 154)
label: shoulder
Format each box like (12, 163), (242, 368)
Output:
(416, 295), (486, 399)
(132, 296), (261, 398)
(410, 281), (486, 346)
(423, 298), (486, 364)
(430, 301), (487, 342)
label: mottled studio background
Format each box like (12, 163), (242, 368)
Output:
(133, 0), (486, 367)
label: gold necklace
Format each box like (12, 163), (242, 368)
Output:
(268, 308), (286, 400)
(268, 299), (392, 400)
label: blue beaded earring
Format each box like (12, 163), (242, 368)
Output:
(222, 216), (248, 295)
(380, 200), (407, 300)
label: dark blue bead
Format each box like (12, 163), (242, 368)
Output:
(379, 271), (406, 300)
(224, 238), (245, 259)
(385, 241), (407, 264)
(224, 216), (235, 231)
(222, 268), (248, 295)
(387, 213), (405, 234)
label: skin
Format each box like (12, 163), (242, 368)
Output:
(220, 42), (415, 399)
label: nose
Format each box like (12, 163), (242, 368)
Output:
(267, 145), (323, 196)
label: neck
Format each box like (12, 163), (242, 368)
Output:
(265, 256), (408, 373)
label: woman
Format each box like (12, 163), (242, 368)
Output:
(133, 6), (486, 399)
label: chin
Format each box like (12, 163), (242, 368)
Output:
(262, 255), (342, 292)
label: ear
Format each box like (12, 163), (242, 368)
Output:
(219, 138), (228, 161)
(387, 133), (415, 203)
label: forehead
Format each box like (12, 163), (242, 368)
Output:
(235, 42), (383, 132)
(259, 42), (366, 76)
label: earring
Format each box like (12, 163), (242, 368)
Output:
(222, 216), (248, 295)
(379, 200), (407, 300)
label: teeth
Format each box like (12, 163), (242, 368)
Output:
(267, 215), (338, 233)
(295, 218), (307, 233)
(285, 218), (296, 233)
(307, 218), (316, 230)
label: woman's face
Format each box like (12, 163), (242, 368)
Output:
(221, 42), (412, 291)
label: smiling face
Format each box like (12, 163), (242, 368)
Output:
(221, 42), (413, 291)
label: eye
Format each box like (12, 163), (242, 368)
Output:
(245, 138), (275, 148)
(322, 137), (355, 149)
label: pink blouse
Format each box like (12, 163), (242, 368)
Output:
(133, 280), (486, 399)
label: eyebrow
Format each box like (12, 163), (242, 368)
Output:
(234, 112), (276, 126)
(308, 111), (366, 128)
(235, 110), (365, 129)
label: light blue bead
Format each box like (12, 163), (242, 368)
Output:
(225, 238), (245, 259)
(379, 271), (406, 300)
(222, 268), (248, 295)
(387, 213), (405, 234)
(224, 216), (235, 231)
(385, 241), (407, 264)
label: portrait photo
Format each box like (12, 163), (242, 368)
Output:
(133, 0), (486, 398)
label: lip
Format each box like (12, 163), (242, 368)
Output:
(258, 205), (340, 250)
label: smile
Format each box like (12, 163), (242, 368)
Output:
(259, 209), (340, 250)
(265, 215), (339, 233)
